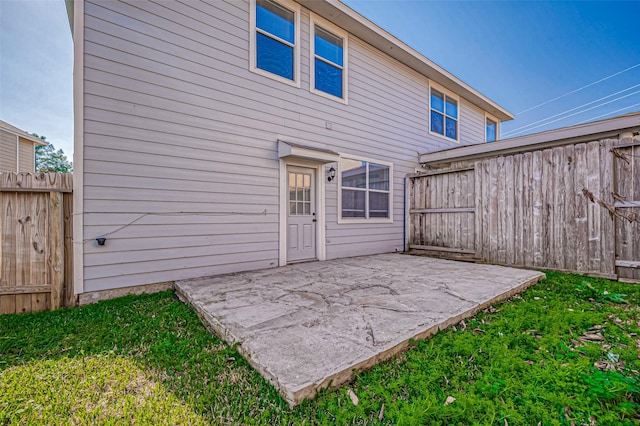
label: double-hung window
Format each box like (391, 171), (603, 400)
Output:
(486, 116), (498, 142)
(252, 0), (299, 84)
(430, 86), (459, 141)
(340, 158), (392, 222)
(311, 15), (347, 102)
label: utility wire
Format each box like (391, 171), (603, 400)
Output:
(503, 83), (640, 137)
(516, 63), (640, 115)
(77, 210), (269, 243)
(504, 88), (640, 137)
(574, 101), (640, 126)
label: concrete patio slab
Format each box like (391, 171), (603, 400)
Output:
(175, 254), (545, 406)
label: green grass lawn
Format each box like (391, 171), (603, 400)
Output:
(1, 271), (639, 425)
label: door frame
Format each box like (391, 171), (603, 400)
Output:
(279, 159), (326, 266)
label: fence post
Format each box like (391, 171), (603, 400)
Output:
(49, 191), (64, 310)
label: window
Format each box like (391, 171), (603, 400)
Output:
(430, 86), (458, 141)
(289, 171), (311, 215)
(311, 15), (347, 102)
(340, 158), (392, 221)
(486, 116), (498, 142)
(252, 0), (299, 84)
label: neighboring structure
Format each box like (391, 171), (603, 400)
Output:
(0, 120), (48, 172)
(412, 112), (640, 282)
(65, 0), (513, 298)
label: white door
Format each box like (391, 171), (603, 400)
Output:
(287, 166), (316, 262)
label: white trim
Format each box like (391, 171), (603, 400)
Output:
(72, 0), (85, 295)
(279, 159), (327, 266)
(277, 140), (340, 163)
(337, 154), (393, 224)
(309, 13), (348, 104)
(249, 0), (301, 88)
(15, 134), (19, 172)
(428, 81), (460, 143)
(485, 112), (500, 142)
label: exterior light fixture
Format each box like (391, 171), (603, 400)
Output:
(96, 237), (107, 246)
(327, 167), (336, 182)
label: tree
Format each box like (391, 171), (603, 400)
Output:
(32, 134), (73, 173)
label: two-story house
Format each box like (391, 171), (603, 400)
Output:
(65, 0), (513, 299)
(0, 120), (48, 172)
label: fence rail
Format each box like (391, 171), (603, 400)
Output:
(409, 138), (639, 281)
(0, 172), (74, 314)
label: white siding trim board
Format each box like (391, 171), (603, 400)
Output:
(73, 0), (85, 295)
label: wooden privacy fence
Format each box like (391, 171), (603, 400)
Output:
(0, 172), (75, 314)
(409, 138), (640, 282)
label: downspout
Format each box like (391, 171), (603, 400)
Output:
(403, 176), (406, 252)
(16, 135), (19, 172)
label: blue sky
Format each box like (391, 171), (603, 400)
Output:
(0, 1), (638, 157)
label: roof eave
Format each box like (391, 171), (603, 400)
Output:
(297, 0), (514, 122)
(419, 112), (640, 165)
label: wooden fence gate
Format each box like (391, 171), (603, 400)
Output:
(408, 167), (476, 259)
(613, 141), (640, 282)
(409, 138), (639, 282)
(0, 172), (75, 314)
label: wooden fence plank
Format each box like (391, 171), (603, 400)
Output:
(496, 156), (506, 263)
(513, 154), (522, 266)
(489, 158), (498, 263)
(466, 169), (475, 251)
(15, 193), (32, 314)
(454, 171), (462, 249)
(574, 143), (588, 272)
(586, 141), (602, 273)
(532, 150), (543, 267)
(482, 160), (490, 260)
(552, 147), (565, 270)
(48, 192), (64, 311)
(1, 192), (17, 314)
(600, 140), (615, 276)
(505, 155), (515, 265)
(633, 145), (640, 280)
(522, 152), (533, 267)
(63, 192), (75, 307)
(564, 144), (576, 271)
(474, 164), (482, 257)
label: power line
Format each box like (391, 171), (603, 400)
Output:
(503, 84), (640, 137)
(516, 63), (640, 115)
(574, 101), (640, 126)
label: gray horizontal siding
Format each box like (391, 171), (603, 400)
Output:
(81, 0), (491, 291)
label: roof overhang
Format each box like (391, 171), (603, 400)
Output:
(297, 0), (513, 121)
(0, 121), (49, 146)
(278, 140), (340, 163)
(65, 0), (74, 35)
(419, 112), (640, 165)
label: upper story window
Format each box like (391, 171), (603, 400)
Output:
(311, 15), (348, 103)
(430, 86), (459, 142)
(339, 157), (392, 223)
(251, 0), (299, 85)
(486, 116), (498, 142)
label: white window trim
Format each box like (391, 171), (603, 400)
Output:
(428, 81), (460, 143)
(337, 155), (393, 224)
(249, 0), (301, 88)
(309, 13), (348, 104)
(485, 112), (500, 142)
